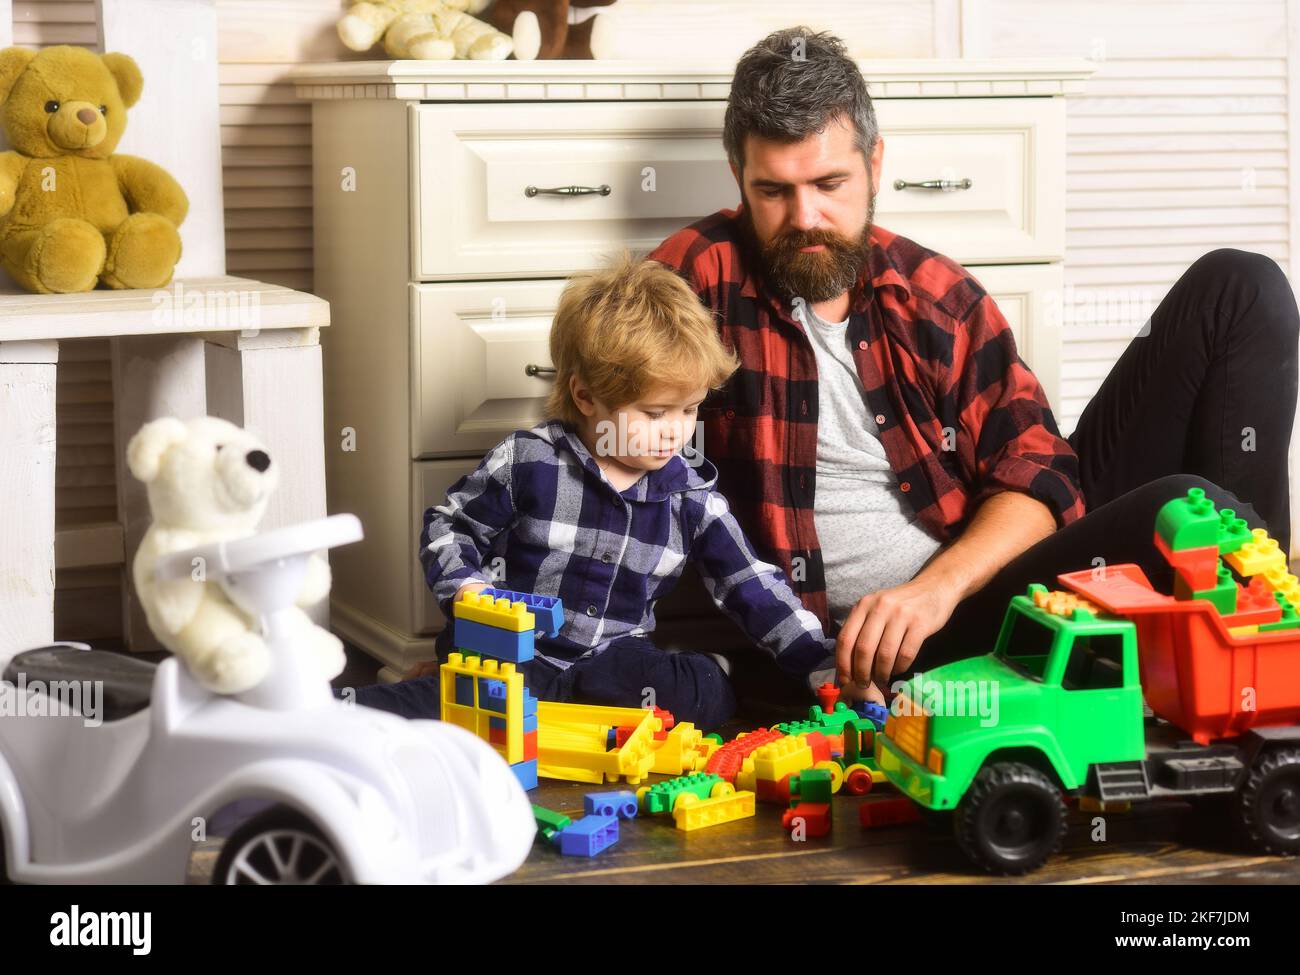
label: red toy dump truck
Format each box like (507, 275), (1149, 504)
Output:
(875, 488), (1300, 873)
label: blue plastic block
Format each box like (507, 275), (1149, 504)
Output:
(583, 790), (638, 820)
(522, 713), (538, 734)
(605, 728), (618, 750)
(482, 679), (508, 713)
(454, 618), (534, 663)
(479, 588), (565, 638)
(523, 691), (538, 718)
(454, 674), (474, 707)
(489, 715), (506, 731)
(853, 701), (890, 729)
(553, 815), (618, 857)
(511, 759), (539, 791)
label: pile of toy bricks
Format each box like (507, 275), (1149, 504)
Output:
(1157, 487), (1299, 634)
(439, 587), (565, 790)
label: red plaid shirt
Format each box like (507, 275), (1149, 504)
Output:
(648, 207), (1085, 632)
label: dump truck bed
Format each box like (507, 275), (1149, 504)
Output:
(1059, 564), (1300, 744)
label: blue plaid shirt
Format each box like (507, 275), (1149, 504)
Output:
(419, 419), (834, 681)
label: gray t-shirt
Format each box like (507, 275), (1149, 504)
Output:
(796, 302), (943, 629)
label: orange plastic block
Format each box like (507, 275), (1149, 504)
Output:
(1154, 531), (1219, 590)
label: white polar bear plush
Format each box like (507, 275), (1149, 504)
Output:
(126, 415), (344, 695)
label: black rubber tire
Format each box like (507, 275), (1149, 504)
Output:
(1236, 746), (1300, 856)
(212, 808), (349, 885)
(955, 761), (1067, 874)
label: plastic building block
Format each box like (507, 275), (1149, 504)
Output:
(755, 775), (794, 804)
(478, 587), (564, 637)
(859, 798), (922, 829)
(584, 790), (638, 819)
(1221, 575), (1284, 629)
(553, 815), (618, 857)
(672, 789), (756, 831)
(706, 728), (787, 782)
(440, 652), (524, 764)
(1264, 567), (1300, 609)
(1153, 531), (1219, 590)
(789, 768), (834, 805)
(511, 759), (538, 791)
(1260, 594), (1300, 632)
(454, 673), (474, 707)
(638, 773), (728, 815)
(852, 701), (890, 729)
(1190, 564), (1238, 615)
(1214, 508), (1254, 556)
(1223, 528), (1287, 577)
(650, 722), (714, 776)
(536, 701), (661, 785)
(532, 804), (571, 843)
(782, 802), (831, 837)
(482, 679), (508, 713)
(816, 682), (840, 714)
(1154, 488), (1251, 554)
(453, 618), (534, 664)
(752, 736), (814, 783)
(455, 589), (536, 631)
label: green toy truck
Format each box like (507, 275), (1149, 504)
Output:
(875, 573), (1300, 874)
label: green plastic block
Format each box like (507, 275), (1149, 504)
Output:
(1191, 563), (1238, 615)
(1260, 595), (1300, 632)
(1155, 487), (1221, 550)
(703, 733), (724, 745)
(532, 804), (571, 842)
(789, 768), (834, 805)
(641, 772), (723, 815)
(1215, 508), (1253, 556)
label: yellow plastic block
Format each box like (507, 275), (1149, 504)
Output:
(1264, 567), (1300, 608)
(1229, 624), (1260, 637)
(438, 652), (523, 763)
(672, 789), (756, 831)
(1224, 529), (1287, 577)
(453, 590), (535, 632)
(650, 722), (712, 776)
(536, 701), (661, 785)
(752, 736), (813, 782)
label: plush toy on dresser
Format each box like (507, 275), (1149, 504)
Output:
(126, 416), (344, 696)
(484, 0), (619, 60)
(337, 0), (514, 60)
(0, 45), (188, 294)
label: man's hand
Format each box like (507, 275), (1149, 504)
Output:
(835, 577), (962, 692)
(835, 491), (1057, 693)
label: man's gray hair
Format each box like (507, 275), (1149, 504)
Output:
(723, 27), (878, 176)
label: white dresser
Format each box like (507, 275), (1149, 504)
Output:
(292, 58), (1094, 679)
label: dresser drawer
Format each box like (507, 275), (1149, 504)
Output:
(875, 98), (1064, 265)
(410, 96), (1061, 280)
(411, 279), (561, 458)
(411, 100), (737, 281)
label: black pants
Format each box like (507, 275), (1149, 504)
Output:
(915, 248), (1299, 670)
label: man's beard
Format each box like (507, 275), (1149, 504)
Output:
(740, 181), (876, 305)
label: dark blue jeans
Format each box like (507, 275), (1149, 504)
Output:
(348, 634), (739, 731)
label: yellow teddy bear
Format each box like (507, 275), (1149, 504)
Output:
(338, 0), (513, 60)
(0, 45), (188, 294)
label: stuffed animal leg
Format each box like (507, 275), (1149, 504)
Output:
(385, 9), (513, 60)
(338, 0), (494, 53)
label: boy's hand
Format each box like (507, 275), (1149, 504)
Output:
(836, 677), (886, 706)
(405, 582), (493, 680)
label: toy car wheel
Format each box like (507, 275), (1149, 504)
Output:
(213, 808), (348, 885)
(843, 764), (874, 796)
(1236, 746), (1300, 856)
(955, 762), (1066, 874)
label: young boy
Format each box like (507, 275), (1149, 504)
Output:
(352, 253), (836, 729)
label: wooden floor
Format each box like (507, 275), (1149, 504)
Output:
(508, 776), (1300, 885)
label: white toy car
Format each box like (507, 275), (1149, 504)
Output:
(0, 514), (535, 884)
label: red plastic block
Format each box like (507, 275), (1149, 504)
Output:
(859, 798), (922, 829)
(1154, 531), (1219, 590)
(489, 724), (507, 746)
(782, 802), (831, 837)
(1221, 574), (1284, 628)
(705, 728), (786, 782)
(756, 774), (794, 805)
(816, 682), (840, 715)
(523, 729), (538, 760)
(652, 707), (676, 735)
(805, 731), (832, 764)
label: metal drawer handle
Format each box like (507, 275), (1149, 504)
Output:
(893, 177), (972, 192)
(525, 364), (556, 378)
(524, 184), (611, 197)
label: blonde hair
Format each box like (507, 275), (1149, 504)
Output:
(543, 252), (740, 427)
